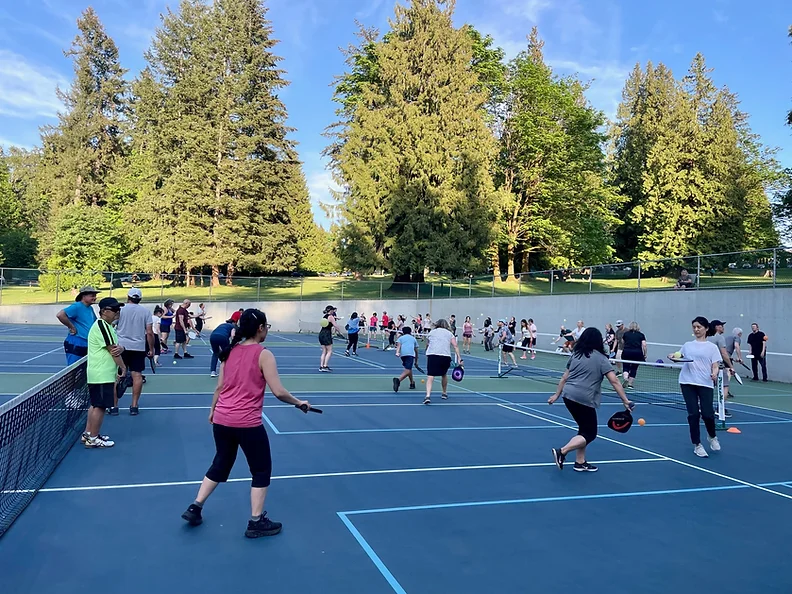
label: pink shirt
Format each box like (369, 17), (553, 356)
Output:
(370, 316), (377, 327)
(213, 344), (267, 428)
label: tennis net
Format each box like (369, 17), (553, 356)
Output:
(494, 344), (687, 410)
(0, 358), (89, 537)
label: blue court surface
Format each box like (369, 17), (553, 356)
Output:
(1, 323), (792, 593)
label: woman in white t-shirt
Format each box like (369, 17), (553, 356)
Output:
(670, 316), (723, 458)
(424, 318), (462, 405)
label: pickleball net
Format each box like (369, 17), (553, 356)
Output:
(494, 344), (687, 410)
(0, 359), (89, 537)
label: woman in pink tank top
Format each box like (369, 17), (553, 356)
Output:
(181, 309), (311, 538)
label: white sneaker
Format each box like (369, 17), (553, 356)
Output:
(85, 435), (115, 448)
(210, 371), (217, 378)
(693, 444), (708, 458)
(708, 436), (721, 452)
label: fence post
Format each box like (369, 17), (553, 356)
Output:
(431, 283), (434, 300)
(55, 271), (61, 304)
(160, 275), (164, 299)
(109, 272), (114, 297)
(208, 276), (213, 302)
(773, 248), (777, 288)
(0, 267), (4, 305)
(449, 280), (452, 298)
(518, 273), (522, 296)
(340, 282), (344, 302)
(696, 256), (701, 289)
(637, 261), (642, 291)
(468, 276), (472, 297)
(257, 277), (261, 301)
(491, 276), (495, 297)
(379, 281), (383, 300)
(550, 270), (554, 295)
(588, 268), (593, 293)
(299, 277), (304, 301)
(416, 282), (419, 300)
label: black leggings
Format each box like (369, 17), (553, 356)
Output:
(206, 424), (272, 488)
(680, 384), (716, 445)
(346, 333), (359, 353)
(563, 397), (598, 444)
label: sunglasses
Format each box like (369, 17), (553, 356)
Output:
(103, 306), (121, 313)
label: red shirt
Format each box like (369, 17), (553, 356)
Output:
(382, 314), (389, 327)
(213, 344), (267, 428)
(175, 306), (190, 331)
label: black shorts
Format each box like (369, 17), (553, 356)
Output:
(122, 350), (146, 373)
(160, 325), (171, 336)
(174, 329), (187, 344)
(206, 424), (272, 488)
(426, 354), (452, 377)
(563, 397), (598, 444)
(318, 333), (333, 346)
(401, 356), (415, 370)
(502, 344), (514, 353)
(89, 383), (115, 409)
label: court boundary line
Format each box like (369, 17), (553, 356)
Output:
(20, 346), (63, 363)
(261, 411), (281, 434)
(5, 458), (663, 495)
(491, 399), (792, 502)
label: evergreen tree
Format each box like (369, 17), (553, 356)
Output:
(0, 149), (40, 267)
(34, 8), (129, 266)
(330, 0), (498, 280)
(496, 28), (619, 274)
(129, 0), (312, 282)
(788, 26), (792, 127)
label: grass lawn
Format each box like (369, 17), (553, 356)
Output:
(1, 268), (789, 306)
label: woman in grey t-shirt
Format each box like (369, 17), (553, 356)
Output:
(548, 328), (633, 472)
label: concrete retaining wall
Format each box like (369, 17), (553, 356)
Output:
(3, 287), (790, 381)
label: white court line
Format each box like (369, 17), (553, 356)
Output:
(494, 402), (792, 503)
(21, 347), (63, 364)
(3, 458), (663, 495)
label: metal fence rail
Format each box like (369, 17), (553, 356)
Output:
(1, 247), (789, 306)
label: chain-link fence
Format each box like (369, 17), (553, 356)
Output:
(1, 247), (789, 306)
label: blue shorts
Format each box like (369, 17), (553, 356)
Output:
(401, 356), (415, 370)
(369, 326), (377, 333)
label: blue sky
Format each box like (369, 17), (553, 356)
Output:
(1, 0), (790, 228)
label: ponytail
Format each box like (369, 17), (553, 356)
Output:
(219, 308), (268, 362)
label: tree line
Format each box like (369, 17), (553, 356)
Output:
(0, 0), (790, 287)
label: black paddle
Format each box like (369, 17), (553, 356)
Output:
(296, 403), (323, 414)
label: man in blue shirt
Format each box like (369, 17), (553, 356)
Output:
(393, 327), (419, 392)
(56, 286), (99, 365)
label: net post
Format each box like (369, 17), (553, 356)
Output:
(497, 344), (502, 376)
(715, 369), (727, 431)
(773, 248), (777, 288)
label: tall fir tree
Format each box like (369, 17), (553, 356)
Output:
(329, 0), (498, 281)
(34, 7), (129, 267)
(495, 28), (619, 275)
(128, 0), (314, 282)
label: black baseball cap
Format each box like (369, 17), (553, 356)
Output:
(711, 319), (726, 326)
(98, 297), (124, 311)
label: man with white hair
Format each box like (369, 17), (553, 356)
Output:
(726, 327), (744, 390)
(116, 288), (156, 416)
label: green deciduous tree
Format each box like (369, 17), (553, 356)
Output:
(495, 28), (619, 274)
(329, 0), (498, 281)
(128, 0), (313, 283)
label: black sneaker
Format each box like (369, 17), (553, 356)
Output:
(109, 407), (119, 416)
(392, 378), (400, 393)
(409, 383), (416, 390)
(130, 406), (139, 416)
(183, 353), (194, 359)
(762, 379), (768, 382)
(174, 354), (183, 360)
(573, 462), (598, 472)
(181, 504), (203, 526)
(245, 512), (282, 538)
(724, 409), (732, 419)
(345, 351), (350, 357)
(551, 447), (565, 470)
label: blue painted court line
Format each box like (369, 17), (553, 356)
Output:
(261, 411), (281, 434)
(337, 513), (408, 594)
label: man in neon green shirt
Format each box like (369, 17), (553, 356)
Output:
(84, 297), (127, 448)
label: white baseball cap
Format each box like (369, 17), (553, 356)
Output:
(128, 288), (142, 300)
(616, 320), (624, 326)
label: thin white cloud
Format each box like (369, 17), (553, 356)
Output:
(0, 50), (67, 119)
(356, 0), (387, 19)
(306, 169), (341, 229)
(713, 10), (728, 24)
(0, 137), (34, 150)
(499, 0), (552, 23)
(547, 58), (628, 82)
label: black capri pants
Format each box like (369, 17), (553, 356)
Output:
(621, 351), (644, 378)
(680, 383), (716, 445)
(206, 424), (272, 488)
(563, 397), (598, 444)
(346, 332), (359, 352)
